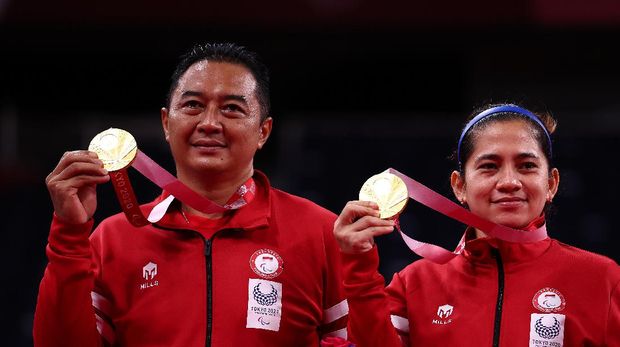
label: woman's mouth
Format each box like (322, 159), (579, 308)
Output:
(493, 197), (525, 208)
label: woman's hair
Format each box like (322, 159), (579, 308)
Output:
(455, 103), (557, 173)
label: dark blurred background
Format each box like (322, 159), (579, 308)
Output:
(2, 0), (620, 345)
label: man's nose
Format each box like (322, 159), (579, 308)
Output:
(196, 106), (223, 132)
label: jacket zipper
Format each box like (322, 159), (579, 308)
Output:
(204, 238), (213, 347)
(151, 224), (218, 347)
(492, 248), (505, 347)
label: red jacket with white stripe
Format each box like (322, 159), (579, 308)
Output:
(34, 171), (348, 347)
(342, 232), (620, 347)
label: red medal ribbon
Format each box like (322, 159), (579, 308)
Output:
(109, 150), (255, 227)
(388, 168), (547, 264)
(109, 169), (150, 227)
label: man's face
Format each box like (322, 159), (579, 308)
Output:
(162, 61), (272, 179)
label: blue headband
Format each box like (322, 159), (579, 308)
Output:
(457, 105), (552, 166)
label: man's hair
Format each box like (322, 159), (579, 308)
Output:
(166, 42), (271, 120)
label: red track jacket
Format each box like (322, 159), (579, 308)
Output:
(34, 171), (348, 346)
(342, 230), (620, 347)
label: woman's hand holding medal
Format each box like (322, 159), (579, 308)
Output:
(333, 172), (407, 254)
(333, 201), (395, 254)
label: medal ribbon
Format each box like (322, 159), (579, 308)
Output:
(387, 168), (547, 264)
(109, 150), (255, 227)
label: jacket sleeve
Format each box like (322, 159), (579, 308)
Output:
(341, 246), (407, 347)
(605, 269), (620, 347)
(319, 222), (350, 340)
(33, 215), (104, 347)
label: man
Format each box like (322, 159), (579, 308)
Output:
(35, 43), (348, 346)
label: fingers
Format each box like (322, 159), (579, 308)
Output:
(50, 161), (108, 183)
(46, 151), (107, 184)
(47, 174), (110, 193)
(349, 215), (394, 232)
(335, 200), (380, 225)
(334, 200), (394, 229)
(348, 216), (395, 243)
(45, 150), (111, 224)
(334, 200), (396, 254)
(47, 150), (106, 182)
(334, 220), (395, 254)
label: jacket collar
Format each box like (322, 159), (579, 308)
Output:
(462, 215), (552, 264)
(146, 170), (272, 239)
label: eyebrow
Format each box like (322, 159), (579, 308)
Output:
(179, 90), (249, 105)
(474, 152), (540, 163)
(222, 94), (249, 105)
(180, 90), (203, 98)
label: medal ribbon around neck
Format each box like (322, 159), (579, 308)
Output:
(89, 128), (255, 227)
(359, 168), (548, 264)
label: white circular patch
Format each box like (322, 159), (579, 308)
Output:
(250, 249), (283, 279)
(255, 254), (279, 274)
(532, 287), (566, 313)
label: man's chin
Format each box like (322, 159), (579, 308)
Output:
(187, 161), (229, 174)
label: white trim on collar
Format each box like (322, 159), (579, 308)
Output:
(147, 195), (176, 223)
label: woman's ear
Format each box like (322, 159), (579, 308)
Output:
(547, 168), (560, 202)
(451, 170), (466, 204)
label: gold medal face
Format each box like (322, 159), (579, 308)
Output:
(88, 128), (138, 172)
(359, 172), (408, 219)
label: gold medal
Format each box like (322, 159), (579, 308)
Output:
(359, 172), (409, 219)
(88, 128), (149, 227)
(88, 128), (138, 172)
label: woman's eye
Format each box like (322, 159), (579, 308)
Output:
(478, 163), (497, 170)
(521, 162), (538, 170)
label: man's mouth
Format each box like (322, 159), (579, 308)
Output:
(192, 139), (226, 148)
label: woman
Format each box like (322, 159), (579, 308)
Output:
(334, 104), (620, 347)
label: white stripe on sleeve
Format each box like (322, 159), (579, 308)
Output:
(91, 291), (112, 317)
(95, 313), (116, 345)
(323, 299), (349, 324)
(324, 327), (348, 339)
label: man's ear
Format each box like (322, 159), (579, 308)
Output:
(257, 117), (273, 150)
(161, 107), (170, 142)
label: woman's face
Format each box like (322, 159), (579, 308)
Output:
(451, 120), (559, 229)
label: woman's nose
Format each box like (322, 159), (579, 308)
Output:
(496, 167), (522, 192)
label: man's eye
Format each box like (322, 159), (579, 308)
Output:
(184, 100), (203, 108)
(222, 104), (242, 112)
